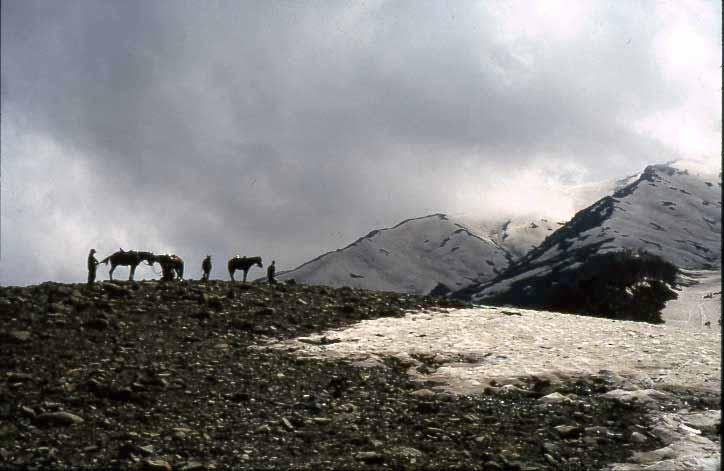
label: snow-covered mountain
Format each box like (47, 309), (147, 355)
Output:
(456, 215), (563, 261)
(277, 214), (510, 294)
(456, 163), (721, 303)
(278, 162), (718, 297)
(277, 213), (585, 295)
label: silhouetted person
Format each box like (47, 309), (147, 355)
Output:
(87, 249), (99, 284)
(267, 260), (276, 285)
(202, 255), (212, 281)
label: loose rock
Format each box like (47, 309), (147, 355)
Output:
(142, 459), (172, 471)
(538, 392), (571, 404)
(34, 411), (84, 427)
(355, 451), (384, 462)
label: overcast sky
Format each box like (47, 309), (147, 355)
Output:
(1, 0), (720, 285)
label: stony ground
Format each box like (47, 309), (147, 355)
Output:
(0, 280), (716, 470)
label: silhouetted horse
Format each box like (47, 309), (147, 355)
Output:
(228, 256), (263, 282)
(100, 250), (155, 281)
(152, 254), (184, 281)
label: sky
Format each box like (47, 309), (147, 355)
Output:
(1, 0), (721, 285)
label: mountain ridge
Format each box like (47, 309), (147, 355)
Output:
(277, 162), (720, 299)
(455, 163), (721, 303)
(278, 213), (511, 294)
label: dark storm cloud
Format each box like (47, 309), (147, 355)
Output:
(1, 0), (720, 284)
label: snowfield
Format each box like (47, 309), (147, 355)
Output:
(279, 306), (721, 471)
(281, 307), (719, 398)
(662, 270), (721, 330)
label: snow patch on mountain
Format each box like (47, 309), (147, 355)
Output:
(452, 215), (562, 261)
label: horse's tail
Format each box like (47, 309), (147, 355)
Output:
(100, 256), (111, 265)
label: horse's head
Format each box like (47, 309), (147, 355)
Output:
(256, 258), (263, 268)
(140, 252), (156, 266)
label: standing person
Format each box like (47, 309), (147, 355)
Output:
(267, 260), (276, 285)
(87, 249), (99, 285)
(201, 255), (212, 281)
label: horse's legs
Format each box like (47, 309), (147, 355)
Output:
(109, 264), (116, 281)
(243, 269), (248, 283)
(229, 268), (235, 282)
(178, 264), (184, 280)
(129, 264), (136, 281)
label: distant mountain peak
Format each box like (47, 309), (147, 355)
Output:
(456, 162), (721, 303)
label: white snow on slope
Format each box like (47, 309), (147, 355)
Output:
(553, 165), (721, 269)
(467, 164), (721, 302)
(278, 214), (509, 294)
(453, 215), (562, 260)
(662, 270), (721, 330)
(597, 165), (721, 268)
(281, 307), (720, 398)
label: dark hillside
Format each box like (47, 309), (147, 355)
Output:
(466, 251), (678, 323)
